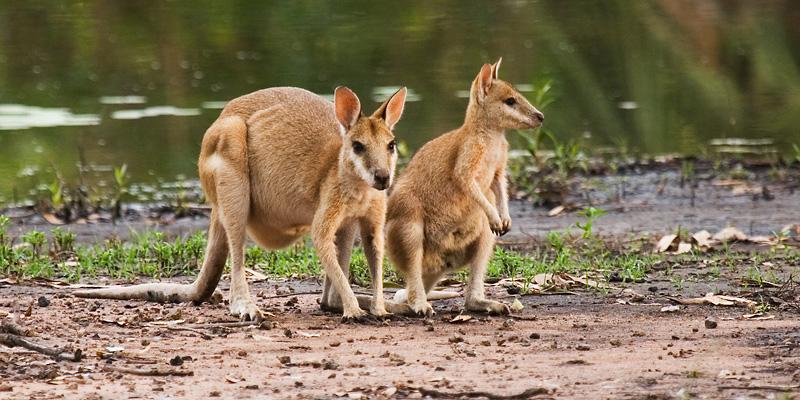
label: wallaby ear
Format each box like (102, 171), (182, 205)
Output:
(473, 63), (494, 101)
(372, 87), (407, 130)
(334, 86), (361, 133)
(491, 57), (502, 80)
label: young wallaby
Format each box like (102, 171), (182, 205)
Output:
(75, 86), (408, 321)
(386, 59), (543, 316)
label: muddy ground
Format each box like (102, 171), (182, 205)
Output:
(2, 164), (800, 399)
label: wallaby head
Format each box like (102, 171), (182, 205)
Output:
(334, 86), (407, 191)
(468, 58), (544, 131)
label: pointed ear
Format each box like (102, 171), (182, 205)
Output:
(372, 87), (407, 130)
(491, 57), (502, 80)
(334, 86), (361, 133)
(472, 63), (494, 101)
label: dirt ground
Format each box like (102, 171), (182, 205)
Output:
(1, 278), (798, 400)
(2, 164), (800, 399)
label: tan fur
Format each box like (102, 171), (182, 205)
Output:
(75, 86), (409, 321)
(386, 59), (544, 316)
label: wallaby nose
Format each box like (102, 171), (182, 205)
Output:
(373, 171), (390, 190)
(533, 111), (544, 123)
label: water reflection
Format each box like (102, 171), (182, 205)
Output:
(0, 0), (798, 204)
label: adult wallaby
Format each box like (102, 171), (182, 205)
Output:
(386, 59), (543, 316)
(75, 86), (408, 321)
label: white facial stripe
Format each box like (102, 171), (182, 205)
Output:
(348, 150), (374, 186)
(509, 105), (531, 124)
(388, 152), (398, 186)
(338, 123), (346, 137)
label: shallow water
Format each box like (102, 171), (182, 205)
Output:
(1, 1), (799, 204)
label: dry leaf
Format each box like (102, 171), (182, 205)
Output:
(742, 313), (774, 320)
(547, 205), (565, 217)
(225, 375), (240, 383)
(713, 227), (747, 242)
(449, 314), (473, 323)
(510, 298), (524, 313)
(691, 230), (717, 249)
(295, 330), (320, 338)
(655, 234), (679, 253)
(41, 212), (65, 225)
(672, 293), (757, 308)
(675, 242), (693, 254)
(660, 305), (681, 312)
(244, 268), (268, 282)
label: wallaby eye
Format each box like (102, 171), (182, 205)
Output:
(504, 97), (517, 106)
(388, 140), (396, 152)
(352, 141), (365, 154)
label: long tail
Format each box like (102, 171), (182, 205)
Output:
(392, 289), (461, 303)
(72, 282), (220, 304)
(74, 207), (230, 304)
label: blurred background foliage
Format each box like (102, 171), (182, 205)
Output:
(0, 0), (799, 204)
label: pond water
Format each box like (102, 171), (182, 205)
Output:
(1, 1), (799, 205)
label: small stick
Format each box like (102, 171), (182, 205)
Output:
(263, 290), (322, 299)
(103, 366), (193, 377)
(0, 333), (82, 362)
(0, 319), (32, 336)
(414, 386), (552, 399)
(163, 325), (212, 340)
(719, 384), (799, 392)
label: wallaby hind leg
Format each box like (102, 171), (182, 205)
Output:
(189, 209), (228, 303)
(321, 224), (356, 311)
(464, 228), (509, 314)
(390, 220), (434, 316)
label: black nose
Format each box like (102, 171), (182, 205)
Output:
(374, 172), (390, 189)
(533, 111), (544, 122)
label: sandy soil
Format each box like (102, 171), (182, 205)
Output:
(2, 279), (798, 400)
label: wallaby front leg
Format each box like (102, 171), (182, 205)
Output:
(490, 169), (511, 235)
(455, 144), (502, 233)
(321, 224), (356, 311)
(360, 215), (389, 317)
(312, 211), (365, 320)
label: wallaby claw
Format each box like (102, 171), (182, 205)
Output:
(411, 301), (435, 317)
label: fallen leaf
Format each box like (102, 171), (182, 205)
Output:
(691, 230), (717, 249)
(713, 227), (747, 242)
(655, 234), (679, 253)
(671, 293), (757, 309)
(295, 330), (320, 338)
(660, 305), (681, 312)
(547, 205), (565, 217)
(449, 314), (473, 323)
(742, 313), (774, 320)
(225, 375), (240, 383)
(244, 268), (269, 282)
(510, 298), (524, 313)
(42, 213), (65, 225)
(676, 242), (693, 254)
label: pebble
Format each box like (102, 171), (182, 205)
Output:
(37, 296), (50, 307)
(705, 318), (718, 329)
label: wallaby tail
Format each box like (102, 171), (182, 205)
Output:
(392, 289), (461, 303)
(74, 210), (229, 305)
(73, 282), (218, 304)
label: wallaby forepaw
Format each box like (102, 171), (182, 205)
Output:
(229, 298), (265, 322)
(466, 299), (510, 315)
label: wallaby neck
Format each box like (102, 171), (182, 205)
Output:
(462, 101), (504, 138)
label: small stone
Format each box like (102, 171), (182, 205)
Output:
(169, 356), (184, 366)
(529, 332), (541, 340)
(609, 339), (621, 347)
(37, 296), (50, 307)
(576, 344), (591, 351)
(278, 355), (291, 365)
(704, 318), (718, 329)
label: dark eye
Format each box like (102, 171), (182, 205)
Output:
(352, 141), (365, 154)
(388, 140), (396, 152)
(504, 97), (517, 106)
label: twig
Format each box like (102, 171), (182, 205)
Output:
(181, 321), (261, 329)
(103, 366), (193, 377)
(719, 384), (799, 392)
(163, 325), (212, 340)
(1, 319), (32, 336)
(507, 314), (539, 321)
(263, 290), (322, 299)
(0, 333), (82, 361)
(413, 385), (552, 399)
